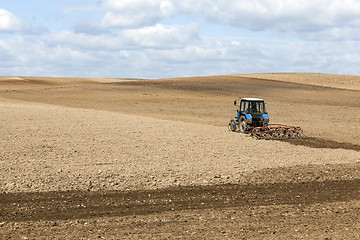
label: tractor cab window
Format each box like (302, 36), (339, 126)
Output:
(240, 101), (245, 112)
(248, 101), (265, 114)
(241, 101), (249, 112)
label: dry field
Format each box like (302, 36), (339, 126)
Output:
(0, 73), (359, 239)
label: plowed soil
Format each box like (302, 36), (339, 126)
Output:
(0, 73), (359, 239)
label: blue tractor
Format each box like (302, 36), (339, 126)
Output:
(228, 98), (269, 133)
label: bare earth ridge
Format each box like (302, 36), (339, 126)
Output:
(0, 73), (359, 239)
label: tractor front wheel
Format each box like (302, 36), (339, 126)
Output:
(228, 119), (236, 132)
(239, 116), (247, 133)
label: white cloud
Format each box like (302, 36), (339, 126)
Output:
(88, 0), (360, 40)
(181, 0), (360, 34)
(44, 31), (126, 50)
(0, 8), (48, 34)
(45, 23), (200, 51)
(2, 1), (360, 78)
(0, 9), (22, 32)
(300, 26), (360, 41)
(0, 42), (14, 62)
(100, 0), (176, 28)
(0, 36), (100, 77)
(122, 23), (200, 49)
(2, 31), (360, 78)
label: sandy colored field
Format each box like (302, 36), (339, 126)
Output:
(1, 74), (360, 146)
(237, 72), (360, 90)
(0, 73), (359, 239)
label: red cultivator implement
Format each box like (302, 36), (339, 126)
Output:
(245, 124), (305, 140)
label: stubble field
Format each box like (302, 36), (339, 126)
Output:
(0, 73), (359, 239)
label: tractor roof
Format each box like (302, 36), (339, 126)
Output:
(241, 98), (264, 101)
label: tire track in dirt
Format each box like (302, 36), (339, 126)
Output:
(1, 179), (359, 222)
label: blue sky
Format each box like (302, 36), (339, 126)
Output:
(1, 0), (360, 78)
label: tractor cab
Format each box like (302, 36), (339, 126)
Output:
(229, 98), (269, 132)
(239, 98), (266, 114)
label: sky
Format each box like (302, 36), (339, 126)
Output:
(1, 0), (360, 79)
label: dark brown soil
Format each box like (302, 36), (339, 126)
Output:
(1, 178), (360, 239)
(282, 137), (360, 151)
(1, 179), (359, 223)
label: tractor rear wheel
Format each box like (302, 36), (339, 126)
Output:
(239, 116), (247, 133)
